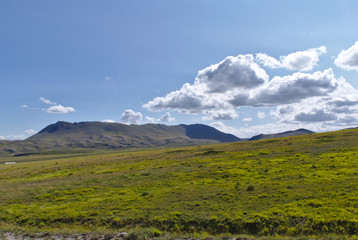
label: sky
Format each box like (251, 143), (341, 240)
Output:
(1, 0), (358, 140)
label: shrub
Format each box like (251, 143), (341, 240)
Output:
(246, 185), (255, 191)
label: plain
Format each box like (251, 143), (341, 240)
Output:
(0, 128), (358, 239)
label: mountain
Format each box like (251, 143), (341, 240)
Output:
(0, 121), (240, 156)
(180, 124), (240, 142)
(249, 128), (314, 141)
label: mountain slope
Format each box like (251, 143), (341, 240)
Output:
(181, 124), (240, 142)
(0, 121), (240, 155)
(249, 128), (314, 141)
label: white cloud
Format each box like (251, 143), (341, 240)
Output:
(24, 129), (36, 135)
(144, 113), (175, 123)
(121, 109), (142, 124)
(211, 121), (348, 139)
(294, 109), (336, 122)
(40, 97), (56, 105)
(272, 77), (358, 126)
(144, 83), (208, 113)
(39, 97), (75, 114)
(334, 41), (358, 71)
(102, 119), (116, 123)
(143, 54), (268, 115)
(144, 45), (358, 131)
(203, 109), (238, 121)
(256, 46), (326, 71)
(210, 122), (242, 137)
(257, 111), (266, 119)
(160, 112), (175, 122)
(145, 116), (158, 123)
(195, 54), (269, 92)
(145, 56), (337, 121)
(21, 104), (29, 108)
(236, 122), (311, 138)
(0, 134), (26, 140)
(0, 129), (37, 141)
(255, 53), (282, 69)
(46, 105), (76, 114)
(246, 69), (337, 107)
(242, 117), (253, 122)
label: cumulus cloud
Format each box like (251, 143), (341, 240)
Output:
(337, 115), (358, 124)
(144, 45), (358, 130)
(195, 54), (269, 92)
(294, 109), (336, 122)
(160, 112), (175, 122)
(203, 109), (238, 121)
(143, 54), (268, 115)
(241, 69), (337, 107)
(145, 56), (337, 120)
(256, 46), (326, 71)
(272, 77), (358, 126)
(334, 41), (358, 71)
(121, 109), (142, 124)
(21, 104), (29, 108)
(255, 54), (281, 69)
(144, 83), (210, 113)
(102, 119), (116, 123)
(329, 99), (358, 108)
(46, 105), (75, 114)
(40, 97), (56, 105)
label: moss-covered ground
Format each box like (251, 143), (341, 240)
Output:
(0, 128), (358, 238)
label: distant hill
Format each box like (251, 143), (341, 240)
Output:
(0, 122), (319, 156)
(181, 124), (240, 142)
(249, 128), (314, 141)
(0, 121), (240, 156)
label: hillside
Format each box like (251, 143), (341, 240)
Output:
(0, 121), (240, 156)
(0, 128), (358, 238)
(249, 128), (314, 141)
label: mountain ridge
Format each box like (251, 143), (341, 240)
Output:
(0, 121), (240, 156)
(249, 128), (314, 141)
(0, 121), (318, 157)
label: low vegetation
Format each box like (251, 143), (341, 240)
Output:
(0, 122), (240, 157)
(0, 128), (358, 238)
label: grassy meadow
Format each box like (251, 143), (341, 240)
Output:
(0, 128), (358, 238)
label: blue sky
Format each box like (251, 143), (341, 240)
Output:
(1, 0), (358, 140)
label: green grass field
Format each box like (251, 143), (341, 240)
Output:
(1, 128), (358, 239)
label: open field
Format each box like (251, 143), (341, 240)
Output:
(0, 128), (358, 239)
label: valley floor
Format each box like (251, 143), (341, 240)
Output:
(1, 128), (358, 238)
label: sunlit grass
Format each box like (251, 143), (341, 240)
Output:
(0, 128), (358, 237)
